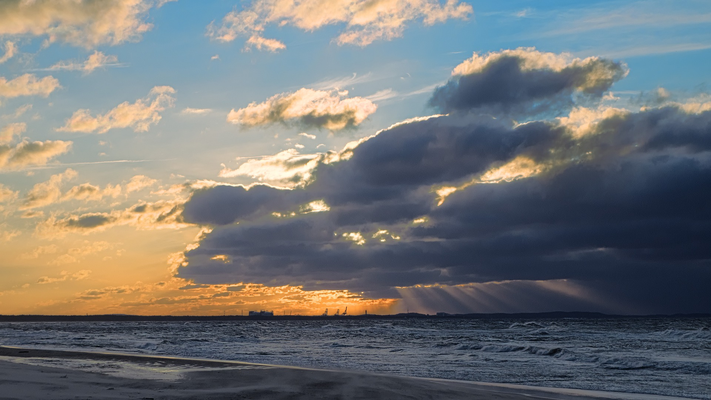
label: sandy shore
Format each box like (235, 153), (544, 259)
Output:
(0, 346), (693, 400)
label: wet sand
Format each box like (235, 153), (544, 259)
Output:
(0, 346), (693, 400)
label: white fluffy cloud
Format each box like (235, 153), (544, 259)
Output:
(47, 51), (120, 74)
(0, 0), (165, 48)
(220, 149), (324, 186)
(208, 0), (472, 51)
(0, 74), (60, 99)
(58, 86), (176, 134)
(228, 88), (376, 130)
(126, 174), (156, 193)
(20, 168), (78, 210)
(20, 168), (122, 210)
(0, 41), (17, 64)
(0, 139), (72, 171)
(0, 122), (26, 144)
(35, 199), (188, 238)
(244, 35), (286, 52)
(452, 47), (574, 76)
(63, 182), (121, 202)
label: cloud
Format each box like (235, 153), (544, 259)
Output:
(0, 41), (17, 64)
(299, 132), (316, 140)
(544, 5), (711, 37)
(182, 184), (300, 226)
(21, 244), (59, 259)
(2, 104), (32, 119)
(35, 199), (189, 238)
(21, 210), (44, 219)
(0, 122), (26, 144)
(37, 269), (92, 284)
(20, 168), (78, 210)
(312, 72), (375, 90)
(366, 89), (398, 102)
(62, 182), (121, 202)
(227, 88), (376, 130)
(208, 0), (472, 51)
(176, 82), (711, 314)
(75, 283), (150, 300)
(0, 0), (166, 48)
(596, 43), (711, 59)
(244, 35), (286, 52)
(45, 241), (113, 265)
(0, 74), (61, 99)
(20, 168), (121, 210)
(126, 174), (156, 193)
(0, 183), (18, 203)
(181, 107), (212, 115)
(0, 139), (73, 171)
(219, 149), (333, 186)
(46, 51), (120, 74)
(63, 276), (396, 315)
(0, 224), (21, 241)
(58, 86), (175, 134)
(430, 48), (628, 117)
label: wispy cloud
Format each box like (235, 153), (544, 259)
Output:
(38, 51), (124, 74)
(227, 88), (377, 131)
(313, 72), (375, 90)
(543, 4), (711, 37)
(58, 86), (175, 134)
(0, 123), (26, 144)
(0, 41), (17, 64)
(207, 0), (472, 51)
(525, 2), (711, 59)
(14, 158), (169, 172)
(181, 107), (212, 115)
(591, 43), (711, 59)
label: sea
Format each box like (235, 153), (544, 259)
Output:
(1, 317), (709, 399)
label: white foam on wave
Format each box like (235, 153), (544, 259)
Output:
(0, 355), (266, 382)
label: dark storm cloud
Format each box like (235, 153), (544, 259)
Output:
(173, 48), (706, 314)
(429, 48), (627, 117)
(62, 213), (116, 229)
(183, 184), (307, 226)
(178, 103), (711, 313)
(184, 115), (570, 228)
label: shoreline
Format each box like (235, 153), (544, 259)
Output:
(0, 346), (696, 400)
(1, 312), (710, 323)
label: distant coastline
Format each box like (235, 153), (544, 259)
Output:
(1, 311), (709, 322)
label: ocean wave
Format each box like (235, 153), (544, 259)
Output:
(508, 321), (545, 329)
(478, 344), (564, 357)
(600, 358), (656, 370)
(658, 328), (711, 340)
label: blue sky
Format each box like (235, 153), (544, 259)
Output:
(1, 0), (710, 315)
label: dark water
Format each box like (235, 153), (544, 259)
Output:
(1, 318), (710, 398)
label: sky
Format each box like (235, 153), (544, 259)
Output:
(0, 0), (710, 316)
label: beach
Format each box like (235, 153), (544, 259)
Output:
(0, 346), (695, 400)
